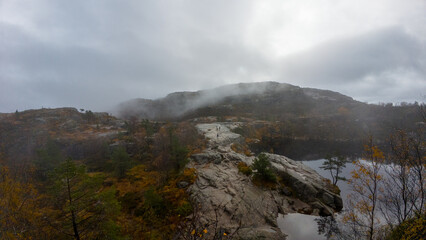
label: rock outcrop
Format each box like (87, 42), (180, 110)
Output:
(187, 122), (342, 239)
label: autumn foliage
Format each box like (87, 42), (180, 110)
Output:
(0, 109), (206, 239)
(0, 166), (52, 239)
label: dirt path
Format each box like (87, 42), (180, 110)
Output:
(196, 123), (241, 147)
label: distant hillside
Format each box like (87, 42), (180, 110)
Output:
(0, 107), (126, 168)
(117, 82), (359, 120)
(1, 83), (422, 163)
(117, 82), (422, 143)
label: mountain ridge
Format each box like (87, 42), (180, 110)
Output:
(116, 81), (360, 120)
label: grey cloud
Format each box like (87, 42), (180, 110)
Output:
(1, 1), (425, 113)
(279, 27), (425, 83)
(0, 16), (266, 112)
(277, 27), (426, 102)
(0, 0), (265, 111)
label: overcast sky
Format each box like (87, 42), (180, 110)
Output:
(1, 0), (425, 113)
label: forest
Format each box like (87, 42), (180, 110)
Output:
(0, 109), (207, 239)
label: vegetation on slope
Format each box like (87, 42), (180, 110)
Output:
(0, 108), (206, 239)
(0, 100), (424, 239)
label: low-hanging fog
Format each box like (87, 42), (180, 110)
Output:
(115, 82), (297, 119)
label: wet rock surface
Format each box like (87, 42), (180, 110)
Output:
(187, 123), (342, 239)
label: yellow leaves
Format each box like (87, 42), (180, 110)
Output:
(116, 164), (161, 195)
(162, 183), (185, 205)
(372, 146), (384, 160)
(351, 159), (383, 185)
(346, 143), (386, 235)
(182, 168), (197, 184)
(117, 164), (195, 238)
(161, 169), (196, 206)
(189, 229), (208, 237)
(363, 143), (385, 164)
(0, 166), (52, 238)
(352, 172), (360, 179)
(231, 143), (238, 153)
(342, 211), (359, 223)
(401, 216), (426, 240)
(237, 162), (253, 176)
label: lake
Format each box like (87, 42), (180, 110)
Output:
(277, 159), (357, 240)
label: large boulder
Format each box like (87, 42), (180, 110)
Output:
(265, 153), (343, 212)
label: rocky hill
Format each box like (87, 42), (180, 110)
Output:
(118, 82), (420, 136)
(186, 122), (342, 239)
(117, 82), (358, 121)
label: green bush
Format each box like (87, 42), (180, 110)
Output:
(175, 201), (193, 216)
(252, 153), (276, 182)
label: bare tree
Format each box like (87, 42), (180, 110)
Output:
(379, 130), (418, 227)
(407, 127), (425, 215)
(344, 137), (384, 240)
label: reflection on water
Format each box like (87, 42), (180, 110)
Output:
(277, 159), (355, 239)
(315, 215), (340, 239)
(277, 213), (326, 240)
(277, 214), (340, 240)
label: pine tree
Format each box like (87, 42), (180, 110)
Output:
(320, 154), (349, 185)
(48, 158), (121, 239)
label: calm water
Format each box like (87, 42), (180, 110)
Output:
(277, 159), (356, 240)
(301, 159), (356, 203)
(277, 213), (328, 240)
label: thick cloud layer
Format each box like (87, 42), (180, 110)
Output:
(1, 0), (425, 112)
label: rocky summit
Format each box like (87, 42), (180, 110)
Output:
(187, 122), (342, 239)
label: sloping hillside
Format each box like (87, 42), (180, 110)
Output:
(117, 82), (359, 120)
(0, 108), (125, 168)
(117, 82), (422, 155)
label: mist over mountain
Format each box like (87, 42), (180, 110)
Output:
(116, 82), (422, 158)
(116, 82), (358, 120)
